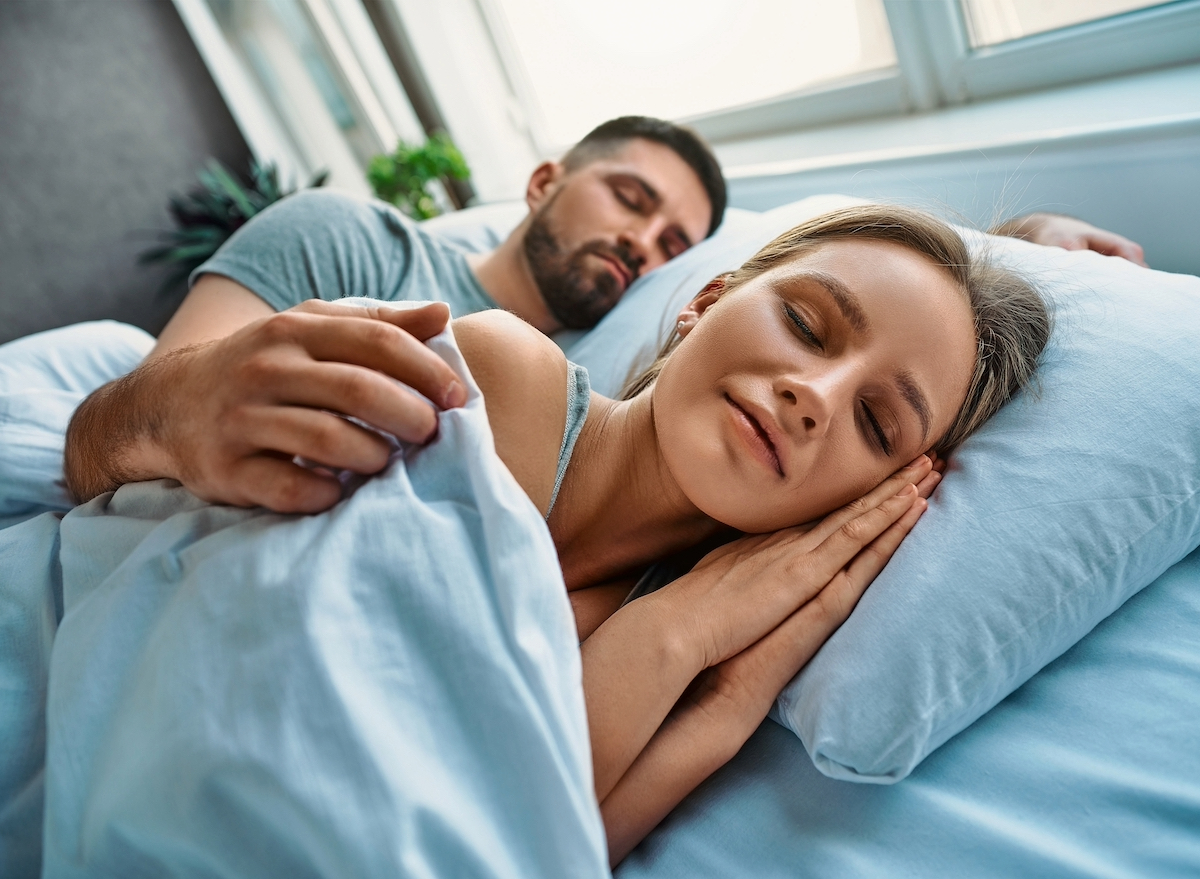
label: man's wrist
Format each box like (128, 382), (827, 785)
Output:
(63, 356), (179, 503)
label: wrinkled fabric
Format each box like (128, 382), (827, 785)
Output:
(37, 323), (609, 879)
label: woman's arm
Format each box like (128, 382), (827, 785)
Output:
(598, 491), (926, 863)
(588, 456), (942, 864)
(581, 457), (934, 811)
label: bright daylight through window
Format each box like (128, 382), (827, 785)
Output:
(478, 0), (895, 151)
(960, 0), (1179, 47)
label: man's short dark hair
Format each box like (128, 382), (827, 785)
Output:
(562, 116), (726, 238)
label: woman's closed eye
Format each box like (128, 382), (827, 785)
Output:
(859, 401), (893, 456)
(783, 303), (823, 350)
(783, 300), (893, 455)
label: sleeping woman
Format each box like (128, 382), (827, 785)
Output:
(443, 203), (1050, 861)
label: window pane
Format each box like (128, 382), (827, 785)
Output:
(481, 0), (895, 150)
(961, 0), (1180, 47)
(204, 0), (375, 191)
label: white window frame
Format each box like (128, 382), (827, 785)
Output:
(172, 0), (426, 191)
(179, 0), (1200, 200)
(666, 0), (1200, 143)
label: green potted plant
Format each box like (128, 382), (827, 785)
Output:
(367, 132), (471, 220)
(140, 159), (328, 294)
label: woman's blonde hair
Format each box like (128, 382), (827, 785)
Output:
(620, 204), (1051, 454)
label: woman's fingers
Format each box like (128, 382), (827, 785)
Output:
(806, 456), (930, 545)
(807, 485), (918, 586)
(840, 493), (926, 599)
(915, 468), (941, 499)
(710, 496), (928, 710)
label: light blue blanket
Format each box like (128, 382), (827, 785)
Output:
(4, 327), (609, 878)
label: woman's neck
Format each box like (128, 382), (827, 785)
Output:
(548, 390), (726, 590)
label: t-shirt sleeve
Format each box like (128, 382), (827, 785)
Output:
(190, 189), (412, 312)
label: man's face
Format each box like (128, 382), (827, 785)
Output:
(523, 138), (714, 329)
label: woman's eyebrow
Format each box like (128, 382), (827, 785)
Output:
(798, 271), (931, 441)
(895, 368), (932, 443)
(802, 271), (869, 333)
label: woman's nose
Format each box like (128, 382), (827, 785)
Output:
(775, 372), (836, 438)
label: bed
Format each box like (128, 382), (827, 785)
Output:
(2, 194), (1198, 877)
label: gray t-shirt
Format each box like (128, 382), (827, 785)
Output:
(192, 189), (498, 316)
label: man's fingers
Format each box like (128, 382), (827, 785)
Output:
(1088, 233), (1148, 267)
(240, 405), (395, 474)
(228, 455), (343, 514)
(270, 360), (443, 445)
(293, 299), (452, 341)
(301, 315), (465, 411)
(262, 311), (466, 412)
(378, 301), (454, 340)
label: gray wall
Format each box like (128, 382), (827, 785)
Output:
(0, 0), (250, 345)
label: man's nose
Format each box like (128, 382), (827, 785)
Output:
(775, 371), (837, 438)
(617, 222), (660, 272)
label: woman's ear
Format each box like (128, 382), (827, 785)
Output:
(526, 161), (566, 211)
(676, 275), (730, 336)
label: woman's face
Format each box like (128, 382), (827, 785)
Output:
(652, 238), (977, 533)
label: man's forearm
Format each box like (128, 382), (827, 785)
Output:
(64, 353), (179, 503)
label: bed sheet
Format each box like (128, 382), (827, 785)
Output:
(617, 543), (1200, 878)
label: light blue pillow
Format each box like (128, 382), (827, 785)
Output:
(569, 199), (1200, 782)
(0, 321), (153, 525)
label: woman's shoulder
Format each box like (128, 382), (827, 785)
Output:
(452, 310), (569, 514)
(452, 309), (566, 390)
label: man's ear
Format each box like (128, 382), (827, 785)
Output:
(526, 161), (566, 211)
(676, 274), (730, 336)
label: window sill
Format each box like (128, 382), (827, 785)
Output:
(715, 61), (1200, 184)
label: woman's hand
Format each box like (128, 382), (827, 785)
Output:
(597, 455), (936, 862)
(674, 467), (929, 746)
(663, 455), (935, 674)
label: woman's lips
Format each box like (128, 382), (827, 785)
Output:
(725, 394), (784, 477)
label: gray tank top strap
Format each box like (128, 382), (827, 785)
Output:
(546, 361), (591, 518)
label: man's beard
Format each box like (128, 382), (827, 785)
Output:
(523, 209), (641, 330)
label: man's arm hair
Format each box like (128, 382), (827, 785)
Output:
(63, 277), (274, 503)
(64, 351), (182, 502)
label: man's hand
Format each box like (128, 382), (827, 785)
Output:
(65, 300), (465, 513)
(993, 212), (1147, 266)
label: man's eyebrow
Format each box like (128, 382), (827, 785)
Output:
(625, 174), (660, 205)
(895, 369), (932, 444)
(615, 174), (694, 250)
(803, 271), (869, 333)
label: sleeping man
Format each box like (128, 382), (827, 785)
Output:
(62, 115), (1146, 516)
